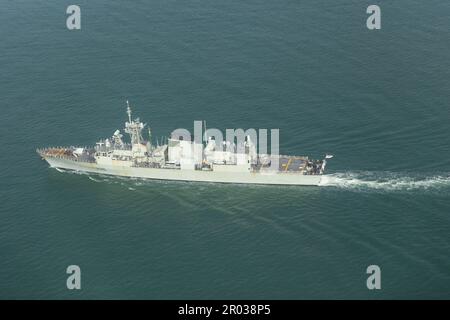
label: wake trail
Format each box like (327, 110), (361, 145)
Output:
(320, 171), (450, 192)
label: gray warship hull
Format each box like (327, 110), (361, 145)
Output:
(38, 103), (330, 186)
(43, 156), (323, 186)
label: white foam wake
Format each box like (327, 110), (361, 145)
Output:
(88, 176), (102, 183)
(319, 171), (450, 192)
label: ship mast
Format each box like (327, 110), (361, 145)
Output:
(126, 100), (132, 123)
(124, 100), (145, 145)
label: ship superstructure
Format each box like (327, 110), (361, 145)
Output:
(37, 102), (331, 185)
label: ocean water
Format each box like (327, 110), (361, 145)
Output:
(1, 0), (449, 299)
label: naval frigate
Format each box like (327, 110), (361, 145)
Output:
(37, 102), (332, 186)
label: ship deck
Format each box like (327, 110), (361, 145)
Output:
(278, 155), (308, 172)
(37, 147), (96, 163)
